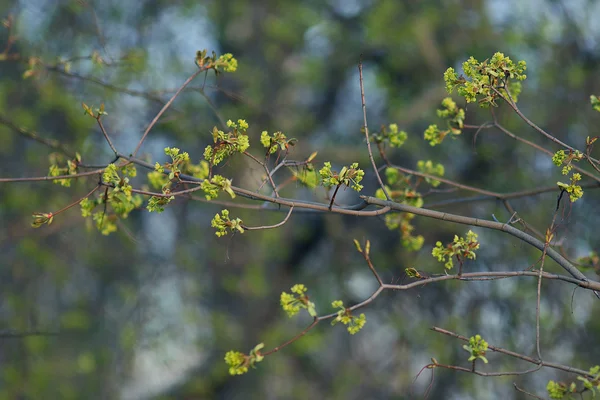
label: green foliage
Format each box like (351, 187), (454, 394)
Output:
(319, 162), (365, 191)
(260, 130), (296, 154)
(557, 173), (583, 203)
(48, 152), (81, 187)
(92, 212), (117, 235)
(100, 164), (143, 218)
(224, 343), (264, 376)
(331, 300), (366, 335)
(552, 149), (583, 175)
(546, 380), (575, 399)
(444, 52), (527, 107)
(291, 165), (318, 189)
(280, 284), (317, 317)
(211, 209), (244, 237)
(591, 95), (600, 112)
(423, 98), (465, 146)
(374, 167), (430, 251)
(577, 251), (599, 275)
(204, 120), (250, 166)
(81, 102), (107, 119)
(432, 230), (480, 270)
(370, 123), (408, 148)
(195, 50), (238, 73)
(147, 194), (174, 213)
(200, 175), (235, 200)
(31, 212), (53, 228)
(577, 365), (600, 396)
(462, 334), (489, 364)
(416, 160), (445, 187)
(546, 365), (600, 399)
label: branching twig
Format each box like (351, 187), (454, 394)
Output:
(358, 57), (390, 200)
(132, 66), (209, 157)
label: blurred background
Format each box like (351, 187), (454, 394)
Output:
(1, 0), (600, 399)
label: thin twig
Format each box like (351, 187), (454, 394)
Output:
(132, 66), (208, 157)
(432, 326), (594, 378)
(358, 57), (390, 200)
(362, 195), (600, 292)
(0, 169), (104, 183)
(241, 207), (294, 230)
(96, 118), (118, 155)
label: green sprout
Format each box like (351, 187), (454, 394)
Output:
(591, 95), (600, 112)
(48, 152), (81, 187)
(195, 50), (238, 73)
(423, 98), (465, 146)
(463, 334), (489, 364)
(546, 380), (575, 399)
(552, 149), (583, 175)
(31, 212), (54, 228)
(444, 52), (526, 107)
(371, 123), (408, 148)
(260, 130), (296, 154)
(211, 209), (244, 237)
(417, 160), (445, 187)
(557, 173), (583, 203)
(319, 162), (365, 192)
(432, 230), (480, 271)
(147, 193), (175, 213)
(224, 343), (264, 376)
(280, 284), (317, 317)
(204, 120), (250, 166)
(201, 175), (235, 200)
(331, 300), (366, 335)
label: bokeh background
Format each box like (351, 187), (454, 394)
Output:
(1, 0), (600, 399)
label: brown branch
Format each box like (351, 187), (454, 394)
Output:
(262, 318), (319, 356)
(96, 118), (118, 155)
(497, 86), (600, 165)
(362, 195), (599, 291)
(0, 113), (76, 157)
(0, 168), (104, 183)
(431, 326), (594, 378)
(358, 58), (390, 200)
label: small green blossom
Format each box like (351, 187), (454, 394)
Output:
(92, 212), (117, 235)
(331, 300), (367, 335)
(552, 149), (583, 175)
(280, 284), (317, 317)
(371, 123), (408, 148)
(591, 95), (600, 112)
(201, 175), (235, 200)
(147, 170), (169, 190)
(424, 124), (443, 146)
(417, 160), (445, 187)
(443, 52), (526, 107)
(147, 194), (174, 213)
(215, 53), (238, 72)
(463, 334), (489, 364)
(211, 209), (244, 237)
(432, 230), (480, 270)
(224, 343), (264, 376)
(121, 163), (137, 177)
(260, 130), (296, 154)
(224, 351), (248, 376)
(205, 123), (250, 166)
(546, 380), (575, 399)
(319, 162), (364, 192)
(557, 173), (583, 202)
(47, 153), (80, 187)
